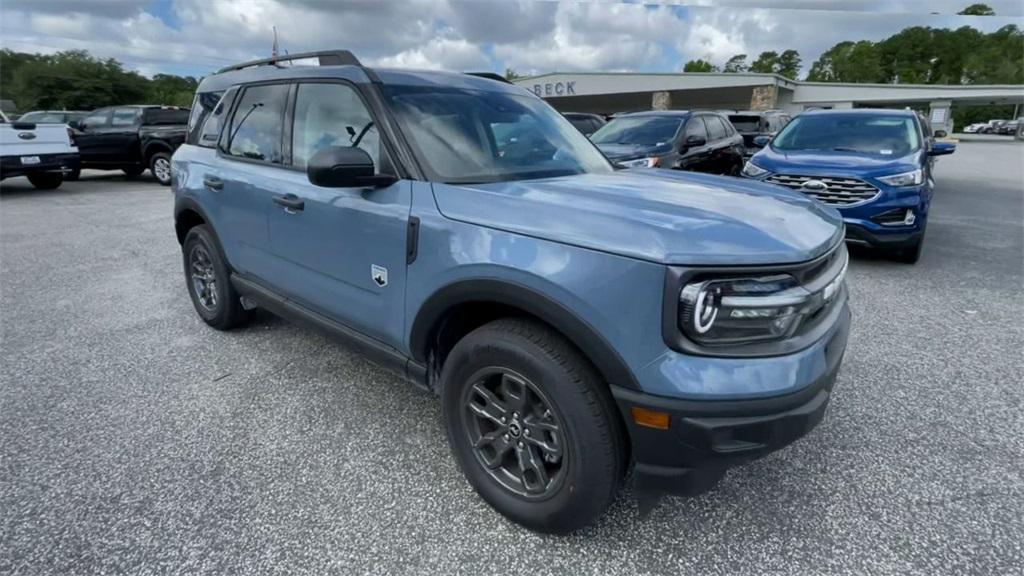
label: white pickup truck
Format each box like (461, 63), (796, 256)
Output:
(0, 110), (80, 189)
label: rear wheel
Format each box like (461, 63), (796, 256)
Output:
(182, 225), (251, 330)
(441, 318), (626, 534)
(149, 152), (172, 186)
(27, 172), (63, 190)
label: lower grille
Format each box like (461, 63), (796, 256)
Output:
(767, 174), (879, 206)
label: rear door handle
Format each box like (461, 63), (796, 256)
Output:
(203, 177), (223, 191)
(273, 193), (304, 212)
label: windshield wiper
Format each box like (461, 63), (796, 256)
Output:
(832, 147), (864, 152)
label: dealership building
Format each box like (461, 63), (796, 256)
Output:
(513, 72), (1024, 133)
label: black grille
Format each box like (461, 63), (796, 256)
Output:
(872, 208), (909, 226)
(766, 174), (879, 206)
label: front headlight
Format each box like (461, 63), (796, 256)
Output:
(741, 160), (769, 178)
(679, 275), (808, 344)
(877, 168), (923, 187)
(620, 157), (660, 168)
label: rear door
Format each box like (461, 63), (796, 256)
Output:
(678, 115), (712, 173)
(265, 80), (411, 348)
(108, 107), (144, 164)
(214, 83), (290, 277)
(704, 115), (729, 174)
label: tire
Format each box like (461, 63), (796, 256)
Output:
(891, 238), (923, 264)
(27, 172), (63, 190)
(149, 152), (172, 186)
(122, 166), (145, 178)
(182, 225), (251, 330)
(441, 318), (626, 534)
(728, 162), (742, 176)
(889, 221), (926, 264)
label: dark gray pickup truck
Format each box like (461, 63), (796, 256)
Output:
(71, 105), (189, 185)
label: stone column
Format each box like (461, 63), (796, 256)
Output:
(652, 91), (672, 111)
(928, 100), (953, 135)
(749, 85), (778, 110)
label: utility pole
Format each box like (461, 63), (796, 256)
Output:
(272, 26), (279, 58)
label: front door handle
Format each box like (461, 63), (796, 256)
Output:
(203, 177), (223, 191)
(273, 193), (304, 212)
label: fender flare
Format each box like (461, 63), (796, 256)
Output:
(142, 141), (172, 163)
(409, 278), (641, 391)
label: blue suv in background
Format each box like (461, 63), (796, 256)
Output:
(172, 50), (851, 533)
(741, 108), (955, 263)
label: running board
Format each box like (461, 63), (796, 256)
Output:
(231, 274), (431, 392)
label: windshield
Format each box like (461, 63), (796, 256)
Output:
(382, 85), (612, 184)
(772, 113), (921, 156)
(728, 115), (761, 132)
(591, 116), (683, 146)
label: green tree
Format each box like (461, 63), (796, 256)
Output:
(148, 74), (199, 107)
(503, 67), (521, 81)
(749, 51), (779, 73)
(722, 54), (748, 73)
(806, 41), (883, 82)
(958, 3), (995, 15)
(683, 59), (718, 72)
(777, 50), (802, 79)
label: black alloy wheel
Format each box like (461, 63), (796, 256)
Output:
(461, 367), (567, 498)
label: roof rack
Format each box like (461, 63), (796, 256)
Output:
(216, 50), (362, 74)
(465, 72), (512, 84)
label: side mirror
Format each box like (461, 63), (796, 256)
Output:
(684, 134), (706, 147)
(929, 141), (956, 156)
(933, 129), (948, 138)
(306, 146), (396, 188)
(752, 135), (771, 147)
(69, 120), (83, 131)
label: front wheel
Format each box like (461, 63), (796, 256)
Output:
(27, 172), (63, 190)
(149, 152), (172, 186)
(441, 318), (626, 534)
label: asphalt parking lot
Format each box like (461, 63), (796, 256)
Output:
(2, 142), (1022, 576)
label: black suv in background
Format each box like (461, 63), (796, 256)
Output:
(591, 110), (745, 175)
(70, 105), (189, 185)
(562, 112), (606, 136)
(728, 110), (791, 157)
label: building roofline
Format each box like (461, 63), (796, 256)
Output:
(514, 71), (1023, 91)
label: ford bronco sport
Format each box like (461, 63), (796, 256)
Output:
(172, 51), (851, 534)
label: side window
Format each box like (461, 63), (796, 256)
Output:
(291, 82), (382, 170)
(706, 116), (727, 141)
(82, 109), (111, 130)
(187, 91), (224, 144)
(684, 116), (708, 142)
(226, 84), (289, 164)
(111, 108), (141, 127)
(197, 90), (234, 148)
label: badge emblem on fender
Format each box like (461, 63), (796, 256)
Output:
(371, 264), (388, 287)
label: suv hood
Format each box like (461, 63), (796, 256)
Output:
(595, 142), (671, 162)
(753, 146), (920, 176)
(431, 170), (843, 266)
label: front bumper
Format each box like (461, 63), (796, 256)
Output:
(612, 302), (850, 496)
(0, 152), (79, 180)
(845, 222), (922, 248)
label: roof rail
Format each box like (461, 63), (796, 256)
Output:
(216, 50), (362, 74)
(466, 72), (512, 84)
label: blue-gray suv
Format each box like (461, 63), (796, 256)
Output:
(172, 51), (851, 533)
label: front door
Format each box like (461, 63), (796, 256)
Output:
(678, 115), (712, 173)
(266, 81), (411, 349)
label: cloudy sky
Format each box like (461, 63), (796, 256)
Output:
(1, 0), (1021, 79)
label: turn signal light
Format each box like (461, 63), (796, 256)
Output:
(631, 407), (670, 430)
